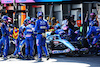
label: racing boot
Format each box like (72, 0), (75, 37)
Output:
(46, 55), (50, 60)
(24, 55), (28, 60)
(29, 56), (35, 60)
(36, 58), (42, 62)
(9, 54), (16, 58)
(3, 57), (8, 60)
(17, 54), (24, 59)
(17, 52), (24, 59)
(2, 55), (8, 60)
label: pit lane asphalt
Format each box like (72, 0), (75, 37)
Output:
(0, 54), (100, 67)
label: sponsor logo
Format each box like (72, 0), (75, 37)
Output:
(80, 48), (88, 51)
(54, 41), (59, 44)
(4, 0), (12, 3)
(40, 21), (46, 25)
(96, 29), (100, 31)
(52, 49), (71, 54)
(40, 26), (46, 29)
(19, 0), (27, 2)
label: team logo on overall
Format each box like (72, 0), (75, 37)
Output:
(40, 21), (46, 25)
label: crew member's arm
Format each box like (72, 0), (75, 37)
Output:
(35, 20), (39, 31)
(86, 27), (92, 38)
(46, 21), (49, 31)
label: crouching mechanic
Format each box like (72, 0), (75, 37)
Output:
(0, 15), (9, 60)
(86, 26), (100, 46)
(35, 12), (49, 62)
(86, 26), (100, 54)
(17, 19), (28, 58)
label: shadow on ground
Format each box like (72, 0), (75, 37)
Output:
(50, 54), (100, 67)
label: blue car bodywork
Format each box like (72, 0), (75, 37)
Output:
(46, 33), (78, 54)
(46, 32), (89, 56)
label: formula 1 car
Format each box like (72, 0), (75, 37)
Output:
(46, 32), (89, 56)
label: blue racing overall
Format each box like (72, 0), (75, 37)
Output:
(24, 24), (34, 57)
(18, 25), (26, 55)
(86, 26), (100, 45)
(35, 19), (49, 59)
(0, 23), (9, 58)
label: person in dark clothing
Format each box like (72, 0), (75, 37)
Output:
(68, 19), (76, 31)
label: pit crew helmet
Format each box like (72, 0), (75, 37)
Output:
(2, 15), (8, 21)
(37, 12), (43, 17)
(31, 18), (36, 22)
